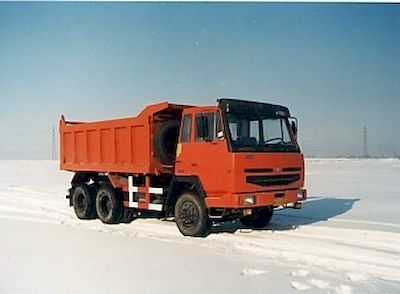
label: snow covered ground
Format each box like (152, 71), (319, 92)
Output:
(0, 159), (399, 293)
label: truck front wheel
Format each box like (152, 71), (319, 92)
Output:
(175, 192), (211, 237)
(95, 185), (122, 224)
(240, 206), (273, 229)
(72, 184), (96, 219)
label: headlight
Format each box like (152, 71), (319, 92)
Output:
(244, 195), (255, 205)
(297, 191), (304, 200)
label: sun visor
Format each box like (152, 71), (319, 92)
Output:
(218, 98), (291, 118)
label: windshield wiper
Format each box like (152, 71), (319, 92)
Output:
(264, 137), (283, 144)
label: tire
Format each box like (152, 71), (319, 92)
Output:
(153, 120), (179, 165)
(88, 183), (100, 218)
(72, 184), (96, 219)
(95, 185), (123, 224)
(174, 192), (211, 237)
(120, 207), (135, 223)
(240, 206), (273, 229)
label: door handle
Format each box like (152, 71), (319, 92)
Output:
(191, 163), (198, 167)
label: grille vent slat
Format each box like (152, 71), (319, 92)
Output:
(282, 167), (301, 172)
(244, 167), (301, 173)
(246, 174), (300, 187)
(244, 168), (273, 173)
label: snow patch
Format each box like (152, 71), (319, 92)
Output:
(241, 269), (267, 276)
(307, 278), (329, 289)
(290, 281), (311, 290)
(291, 269), (310, 277)
(346, 272), (368, 282)
(335, 285), (353, 294)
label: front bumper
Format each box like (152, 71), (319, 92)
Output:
(205, 188), (307, 209)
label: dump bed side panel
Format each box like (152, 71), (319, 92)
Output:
(60, 116), (151, 174)
(60, 102), (191, 174)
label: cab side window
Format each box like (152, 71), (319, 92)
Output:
(180, 114), (192, 142)
(195, 112), (223, 141)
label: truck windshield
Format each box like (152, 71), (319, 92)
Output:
(226, 114), (297, 152)
(224, 109), (298, 152)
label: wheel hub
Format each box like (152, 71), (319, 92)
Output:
(180, 202), (199, 228)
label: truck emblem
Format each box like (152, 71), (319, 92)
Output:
(275, 166), (281, 173)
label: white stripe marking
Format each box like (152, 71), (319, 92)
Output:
(128, 176), (139, 208)
(149, 187), (163, 194)
(148, 203), (163, 211)
(128, 176), (163, 209)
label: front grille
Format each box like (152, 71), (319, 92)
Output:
(246, 174), (300, 187)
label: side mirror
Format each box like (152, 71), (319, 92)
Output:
(289, 118), (298, 139)
(197, 116), (210, 140)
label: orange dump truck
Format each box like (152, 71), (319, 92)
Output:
(60, 99), (306, 236)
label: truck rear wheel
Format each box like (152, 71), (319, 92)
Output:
(72, 184), (96, 219)
(240, 206), (273, 229)
(95, 185), (123, 224)
(174, 192), (211, 237)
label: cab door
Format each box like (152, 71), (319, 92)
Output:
(175, 109), (231, 196)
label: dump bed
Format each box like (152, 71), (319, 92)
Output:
(59, 102), (189, 174)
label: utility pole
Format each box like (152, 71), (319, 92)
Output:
(363, 126), (368, 158)
(52, 126), (57, 160)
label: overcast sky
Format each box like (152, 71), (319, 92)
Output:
(0, 3), (399, 159)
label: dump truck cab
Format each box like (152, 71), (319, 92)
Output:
(175, 99), (306, 217)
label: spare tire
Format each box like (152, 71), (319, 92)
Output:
(153, 120), (179, 165)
